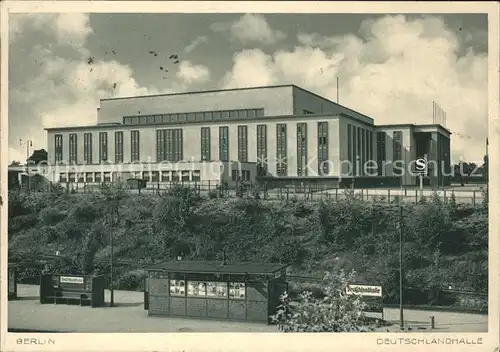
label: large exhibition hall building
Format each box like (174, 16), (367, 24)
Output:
(44, 84), (451, 188)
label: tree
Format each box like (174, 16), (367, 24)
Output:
(27, 149), (48, 164)
(270, 269), (379, 332)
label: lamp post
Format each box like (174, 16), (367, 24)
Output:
(19, 138), (33, 191)
(399, 205), (404, 330)
(109, 206), (114, 307)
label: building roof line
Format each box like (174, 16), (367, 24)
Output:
(376, 123), (452, 135)
(291, 85), (374, 123)
(99, 84), (295, 102)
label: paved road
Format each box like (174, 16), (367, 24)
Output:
(8, 285), (488, 333)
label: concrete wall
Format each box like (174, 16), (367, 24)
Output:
(292, 87), (374, 125)
(338, 116), (376, 177)
(98, 86), (295, 124)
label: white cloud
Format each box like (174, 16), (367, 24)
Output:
(184, 36), (208, 53)
(9, 13), (92, 50)
(8, 14), (172, 164)
(221, 15), (488, 163)
(211, 14), (286, 45)
(176, 61), (211, 85)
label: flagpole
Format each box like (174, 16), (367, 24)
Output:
(336, 77), (339, 103)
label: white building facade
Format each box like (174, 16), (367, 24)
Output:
(45, 85), (451, 187)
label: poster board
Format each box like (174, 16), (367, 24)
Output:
(346, 284), (384, 318)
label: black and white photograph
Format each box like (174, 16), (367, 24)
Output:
(1, 1), (499, 351)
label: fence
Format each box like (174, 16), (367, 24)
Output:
(49, 180), (486, 206)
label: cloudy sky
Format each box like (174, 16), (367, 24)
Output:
(8, 12), (488, 164)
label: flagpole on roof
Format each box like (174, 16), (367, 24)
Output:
(336, 77), (339, 104)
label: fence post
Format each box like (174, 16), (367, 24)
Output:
(336, 188), (338, 201)
(473, 191), (476, 206)
(388, 189), (391, 203)
(415, 190), (418, 204)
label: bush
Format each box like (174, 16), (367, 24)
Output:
(115, 270), (147, 291)
(271, 270), (378, 332)
(453, 295), (488, 313)
(39, 207), (67, 226)
(9, 213), (39, 234)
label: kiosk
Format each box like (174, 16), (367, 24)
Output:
(8, 263), (18, 300)
(147, 260), (289, 323)
(40, 274), (106, 307)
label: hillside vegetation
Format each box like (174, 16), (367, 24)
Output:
(8, 185), (488, 308)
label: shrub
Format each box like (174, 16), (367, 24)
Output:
(115, 270), (147, 291)
(271, 270), (377, 332)
(8, 214), (39, 233)
(39, 207), (66, 226)
(453, 295), (488, 313)
(207, 189), (219, 199)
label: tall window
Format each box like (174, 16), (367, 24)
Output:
(99, 132), (108, 163)
(352, 126), (358, 175)
(200, 127), (211, 161)
(318, 122), (329, 175)
(237, 125), (248, 162)
(357, 127), (362, 175)
(347, 124), (352, 172)
(276, 124), (287, 176)
(54, 134), (63, 163)
(297, 123), (308, 176)
(115, 131), (123, 163)
(361, 129), (366, 175)
(131, 130), (140, 162)
(393, 131), (402, 161)
(157, 129), (165, 161)
(369, 131), (373, 162)
(174, 129), (183, 161)
(256, 125), (267, 176)
(219, 126), (229, 162)
(83, 133), (92, 164)
(377, 132), (386, 176)
(69, 134), (77, 164)
(157, 129), (183, 162)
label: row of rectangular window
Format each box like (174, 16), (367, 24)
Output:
(123, 108), (265, 125)
(60, 170), (202, 183)
(56, 131), (142, 165)
(55, 122), (333, 177)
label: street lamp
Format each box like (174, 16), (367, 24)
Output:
(19, 138), (33, 191)
(399, 205), (404, 330)
(373, 203), (405, 329)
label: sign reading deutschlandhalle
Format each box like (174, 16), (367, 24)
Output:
(60, 276), (84, 284)
(346, 284), (383, 297)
